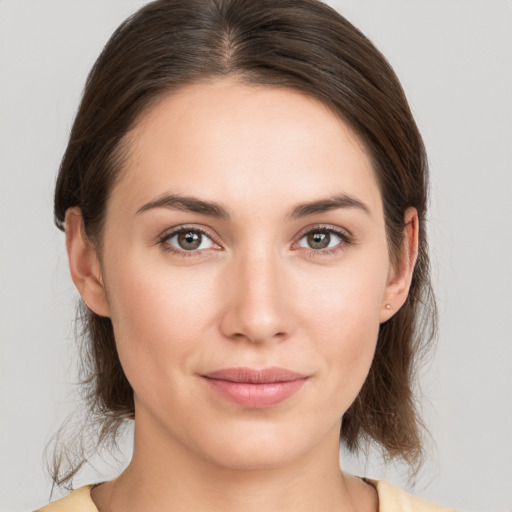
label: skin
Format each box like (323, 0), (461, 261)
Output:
(66, 79), (418, 512)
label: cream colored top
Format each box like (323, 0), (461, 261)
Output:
(36, 479), (457, 511)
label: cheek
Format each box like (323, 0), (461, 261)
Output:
(296, 258), (387, 408)
(299, 253), (388, 339)
(104, 257), (219, 386)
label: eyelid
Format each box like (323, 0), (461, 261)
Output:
(158, 224), (222, 256)
(291, 224), (353, 254)
(293, 223), (352, 241)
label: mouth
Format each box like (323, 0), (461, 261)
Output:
(200, 367), (309, 408)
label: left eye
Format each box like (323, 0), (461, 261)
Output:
(297, 230), (343, 250)
(165, 229), (215, 251)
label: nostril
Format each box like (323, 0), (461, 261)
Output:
(227, 330), (288, 344)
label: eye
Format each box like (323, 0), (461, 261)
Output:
(161, 227), (217, 253)
(296, 226), (349, 253)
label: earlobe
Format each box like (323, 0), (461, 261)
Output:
(380, 207), (419, 323)
(65, 207), (110, 317)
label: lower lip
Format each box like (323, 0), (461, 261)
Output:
(202, 377), (307, 408)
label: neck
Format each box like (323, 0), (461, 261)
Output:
(92, 413), (375, 512)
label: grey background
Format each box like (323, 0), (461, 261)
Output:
(1, 1), (511, 511)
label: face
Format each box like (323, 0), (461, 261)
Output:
(70, 79), (412, 470)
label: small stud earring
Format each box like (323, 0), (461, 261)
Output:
(385, 304), (392, 310)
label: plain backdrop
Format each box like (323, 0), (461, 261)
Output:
(1, 1), (511, 511)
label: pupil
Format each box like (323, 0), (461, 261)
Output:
(308, 231), (330, 249)
(178, 230), (201, 250)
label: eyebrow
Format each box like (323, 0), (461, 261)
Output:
(136, 194), (230, 219)
(288, 194), (370, 219)
(136, 193), (370, 219)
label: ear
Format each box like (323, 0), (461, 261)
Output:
(65, 207), (111, 317)
(380, 207), (419, 323)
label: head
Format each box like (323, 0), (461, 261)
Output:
(53, 0), (435, 486)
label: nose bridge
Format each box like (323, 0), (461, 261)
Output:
(221, 242), (291, 344)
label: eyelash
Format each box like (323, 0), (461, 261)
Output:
(295, 225), (353, 258)
(158, 225), (216, 258)
(157, 224), (352, 258)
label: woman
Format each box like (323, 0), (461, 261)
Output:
(37, 0), (454, 510)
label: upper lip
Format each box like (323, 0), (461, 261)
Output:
(202, 367), (308, 384)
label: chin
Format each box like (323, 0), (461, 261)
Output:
(189, 417), (335, 471)
(206, 442), (298, 471)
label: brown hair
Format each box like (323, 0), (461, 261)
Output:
(51, 0), (436, 488)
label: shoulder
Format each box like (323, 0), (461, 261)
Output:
(34, 479), (458, 512)
(34, 485), (98, 512)
(367, 479), (458, 512)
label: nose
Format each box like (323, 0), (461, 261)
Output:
(219, 248), (294, 345)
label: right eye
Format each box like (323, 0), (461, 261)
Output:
(160, 227), (219, 254)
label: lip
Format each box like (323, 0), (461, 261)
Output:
(201, 367), (309, 408)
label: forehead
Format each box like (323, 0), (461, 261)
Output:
(113, 78), (382, 217)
